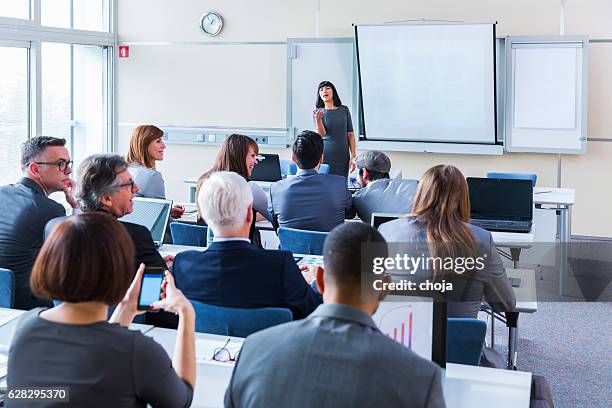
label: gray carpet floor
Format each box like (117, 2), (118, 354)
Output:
(482, 301), (611, 408)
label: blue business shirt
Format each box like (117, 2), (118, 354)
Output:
(268, 168), (355, 232)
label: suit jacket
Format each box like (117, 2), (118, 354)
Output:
(173, 240), (321, 319)
(268, 168), (355, 232)
(378, 217), (516, 318)
(0, 178), (66, 309)
(45, 213), (166, 271)
(225, 303), (445, 408)
(353, 178), (419, 224)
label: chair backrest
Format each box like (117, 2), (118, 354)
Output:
(319, 164), (330, 174)
(447, 318), (487, 366)
(277, 227), (329, 255)
(486, 172), (537, 186)
(169, 222), (208, 247)
(190, 300), (292, 337)
(0, 268), (15, 308)
(280, 159), (298, 176)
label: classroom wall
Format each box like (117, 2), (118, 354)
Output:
(116, 0), (612, 237)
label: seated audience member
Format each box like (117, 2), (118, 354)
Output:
(352, 150), (418, 224)
(72, 154), (170, 270)
(8, 213), (195, 407)
(268, 130), (355, 231)
(173, 171), (321, 319)
(126, 124), (185, 219)
(0, 136), (78, 310)
(225, 222), (444, 408)
(378, 165), (516, 317)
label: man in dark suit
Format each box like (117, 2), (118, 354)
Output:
(0, 136), (79, 309)
(268, 130), (355, 232)
(173, 171), (321, 319)
(72, 154), (168, 270)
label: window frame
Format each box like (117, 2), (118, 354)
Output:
(0, 0), (117, 156)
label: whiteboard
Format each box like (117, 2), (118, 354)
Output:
(505, 37), (588, 154)
(287, 38), (357, 139)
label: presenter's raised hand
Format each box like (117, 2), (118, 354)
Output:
(313, 109), (325, 121)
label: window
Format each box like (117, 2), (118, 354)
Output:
(0, 45), (29, 185)
(42, 42), (108, 166)
(0, 2), (30, 20)
(42, 0), (110, 32)
(0, 1), (114, 186)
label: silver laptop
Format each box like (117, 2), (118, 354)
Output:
(119, 197), (172, 247)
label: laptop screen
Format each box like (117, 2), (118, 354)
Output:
(372, 295), (447, 367)
(119, 198), (172, 243)
(371, 213), (409, 229)
(467, 178), (533, 221)
(250, 154), (282, 182)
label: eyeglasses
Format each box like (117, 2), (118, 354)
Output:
(34, 160), (73, 172)
(107, 179), (136, 191)
(212, 338), (240, 362)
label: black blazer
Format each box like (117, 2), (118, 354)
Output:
(45, 213), (166, 271)
(0, 178), (66, 309)
(173, 240), (321, 319)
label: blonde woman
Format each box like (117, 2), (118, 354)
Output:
(378, 165), (515, 318)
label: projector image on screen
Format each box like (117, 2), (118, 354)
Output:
(355, 23), (497, 144)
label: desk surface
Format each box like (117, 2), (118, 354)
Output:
(147, 327), (531, 408)
(533, 187), (575, 206)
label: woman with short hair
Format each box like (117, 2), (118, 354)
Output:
(127, 124), (184, 219)
(8, 212), (196, 407)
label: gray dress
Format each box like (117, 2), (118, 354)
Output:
(320, 105), (353, 177)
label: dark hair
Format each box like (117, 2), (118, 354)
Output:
(31, 212), (135, 304)
(196, 134), (259, 218)
(323, 222), (387, 290)
(21, 136), (66, 170)
(292, 130), (323, 169)
(76, 154), (129, 212)
(315, 81), (342, 108)
(126, 125), (164, 169)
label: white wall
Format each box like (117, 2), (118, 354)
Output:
(117, 0), (612, 237)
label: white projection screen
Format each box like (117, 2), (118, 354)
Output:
(355, 23), (497, 144)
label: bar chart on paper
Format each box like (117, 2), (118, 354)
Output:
(373, 299), (434, 360)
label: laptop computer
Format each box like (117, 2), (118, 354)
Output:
(119, 197), (172, 248)
(250, 153), (282, 182)
(371, 213), (410, 229)
(372, 295), (447, 367)
(467, 177), (533, 233)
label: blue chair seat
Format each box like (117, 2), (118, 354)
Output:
(190, 300), (292, 337)
(277, 227), (329, 256)
(170, 222), (208, 247)
(447, 318), (487, 366)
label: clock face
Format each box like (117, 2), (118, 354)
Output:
(200, 12), (223, 37)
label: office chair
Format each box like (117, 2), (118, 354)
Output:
(446, 318), (487, 366)
(486, 172), (537, 186)
(319, 164), (330, 174)
(0, 268), (15, 308)
(280, 160), (298, 176)
(190, 300), (292, 337)
(169, 222), (208, 247)
(277, 227), (329, 256)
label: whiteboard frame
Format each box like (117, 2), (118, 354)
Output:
(286, 37), (358, 143)
(504, 36), (588, 154)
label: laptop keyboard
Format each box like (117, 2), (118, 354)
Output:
(470, 219), (532, 232)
